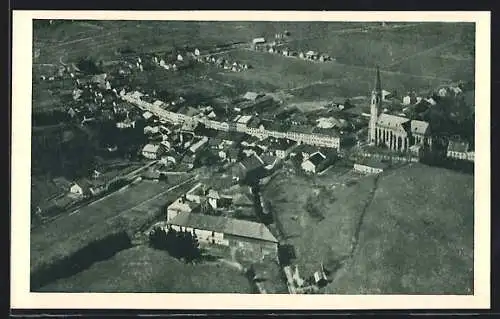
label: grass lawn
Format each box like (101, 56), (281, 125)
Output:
(38, 245), (253, 293)
(329, 163), (474, 294)
(30, 178), (197, 278)
(263, 162), (474, 294)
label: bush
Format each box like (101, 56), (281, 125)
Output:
(148, 226), (201, 263)
(304, 196), (325, 221)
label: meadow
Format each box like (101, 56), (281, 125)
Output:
(30, 178), (197, 285)
(38, 245), (253, 293)
(262, 162), (474, 294)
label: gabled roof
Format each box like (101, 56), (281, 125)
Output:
(304, 152), (327, 167)
(261, 154), (277, 166)
(232, 192), (254, 206)
(169, 211), (278, 243)
(239, 153), (265, 172)
(243, 92), (261, 101)
(410, 120), (430, 135)
(142, 143), (161, 153)
(376, 113), (410, 129)
(297, 144), (318, 154)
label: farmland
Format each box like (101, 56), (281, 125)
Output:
(38, 245), (253, 293)
(30, 177), (197, 289)
(263, 162), (474, 294)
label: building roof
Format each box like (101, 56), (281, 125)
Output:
(410, 120), (430, 135)
(448, 140), (469, 153)
(142, 143), (161, 153)
(261, 154), (278, 166)
(243, 92), (261, 101)
(376, 113), (409, 132)
(232, 192), (254, 206)
(304, 152), (327, 167)
(73, 178), (93, 191)
(239, 153), (265, 172)
(169, 211), (278, 243)
(297, 144), (318, 155)
(209, 137), (222, 147)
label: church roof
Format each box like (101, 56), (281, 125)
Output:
(410, 120), (430, 135)
(376, 114), (409, 132)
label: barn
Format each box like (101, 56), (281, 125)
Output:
(167, 211), (279, 261)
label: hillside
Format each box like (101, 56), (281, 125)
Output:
(263, 163), (474, 294)
(38, 245), (252, 293)
(328, 164), (474, 294)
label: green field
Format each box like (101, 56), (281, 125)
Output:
(31, 178), (196, 278)
(38, 245), (253, 293)
(33, 21), (474, 102)
(263, 163), (474, 294)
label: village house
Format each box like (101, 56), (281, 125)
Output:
(268, 138), (297, 159)
(239, 153), (266, 181)
(166, 196), (200, 222)
(296, 144), (319, 161)
(69, 179), (91, 197)
(447, 139), (474, 162)
(166, 211), (279, 261)
(354, 158), (389, 175)
(301, 151), (331, 174)
(189, 136), (209, 154)
(142, 143), (167, 160)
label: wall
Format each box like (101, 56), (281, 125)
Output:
(353, 163), (383, 174)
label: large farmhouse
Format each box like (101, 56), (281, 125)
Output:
(167, 211), (279, 261)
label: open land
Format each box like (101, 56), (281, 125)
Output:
(38, 245), (252, 293)
(31, 177), (197, 288)
(263, 162), (474, 294)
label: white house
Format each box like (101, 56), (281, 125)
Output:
(301, 152), (327, 174)
(167, 196), (198, 222)
(177, 54), (184, 62)
(194, 48), (201, 56)
(142, 143), (166, 160)
(70, 183), (85, 196)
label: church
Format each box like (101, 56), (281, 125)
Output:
(367, 66), (432, 152)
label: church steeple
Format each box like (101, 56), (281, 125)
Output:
(368, 65), (383, 144)
(375, 65), (382, 93)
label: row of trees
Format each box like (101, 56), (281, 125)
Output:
(148, 226), (201, 263)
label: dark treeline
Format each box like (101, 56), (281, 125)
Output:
(148, 226), (201, 263)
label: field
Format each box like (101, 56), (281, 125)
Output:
(38, 245), (252, 293)
(263, 162), (474, 294)
(34, 21), (475, 106)
(30, 178), (197, 278)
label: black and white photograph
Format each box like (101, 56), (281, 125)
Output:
(11, 11), (490, 310)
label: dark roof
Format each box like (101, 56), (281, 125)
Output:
(304, 152), (327, 167)
(239, 153), (265, 172)
(232, 192), (254, 206)
(74, 178), (93, 191)
(208, 137), (222, 147)
(312, 127), (340, 137)
(169, 211), (278, 243)
(247, 117), (261, 128)
(261, 154), (277, 166)
(290, 124), (314, 134)
(447, 140), (470, 153)
(297, 144), (318, 154)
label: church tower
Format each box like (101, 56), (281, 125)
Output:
(368, 66), (382, 144)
